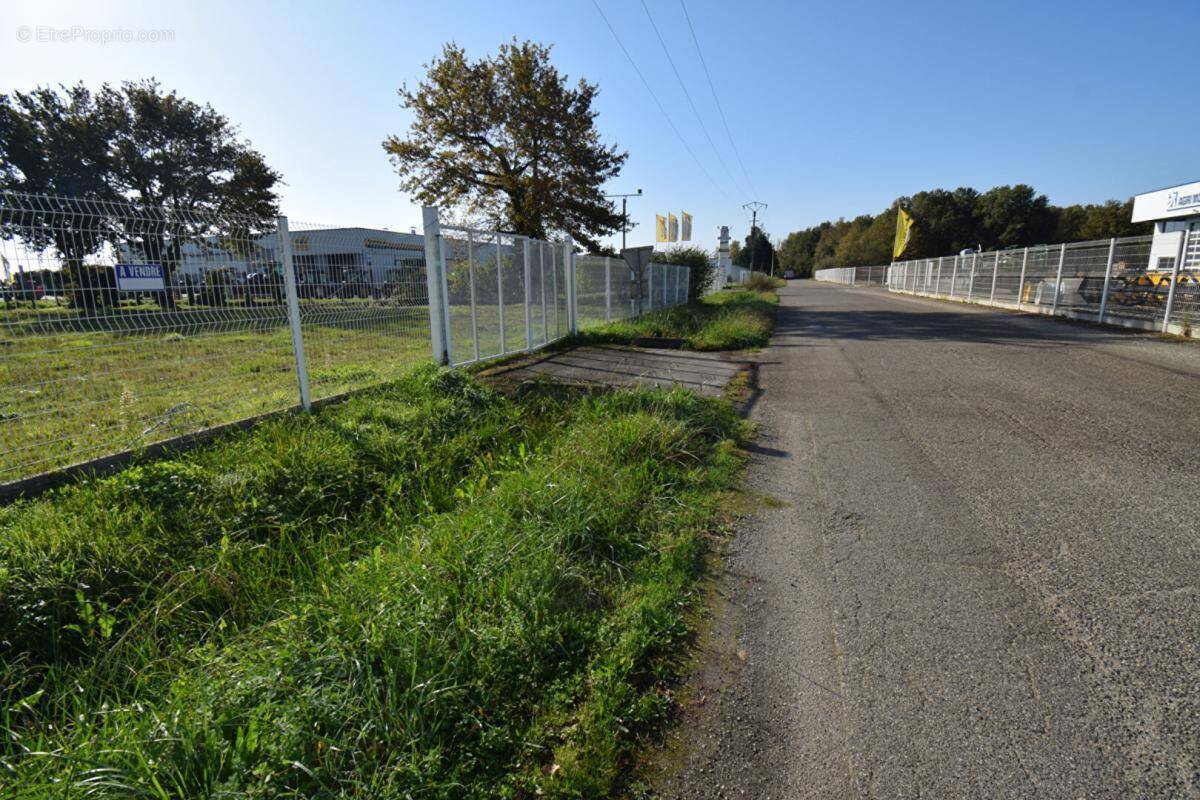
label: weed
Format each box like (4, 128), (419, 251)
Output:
(0, 368), (748, 798)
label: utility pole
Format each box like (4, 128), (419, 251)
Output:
(742, 201), (767, 270)
(605, 189), (643, 251)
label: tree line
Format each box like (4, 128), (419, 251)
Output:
(777, 185), (1153, 278)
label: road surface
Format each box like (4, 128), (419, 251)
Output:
(658, 280), (1200, 799)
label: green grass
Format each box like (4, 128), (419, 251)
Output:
(0, 298), (572, 482)
(574, 289), (779, 351)
(0, 365), (748, 798)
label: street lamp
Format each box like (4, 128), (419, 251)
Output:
(605, 188), (642, 251)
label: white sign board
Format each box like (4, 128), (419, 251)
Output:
(1131, 180), (1200, 223)
(114, 263), (166, 292)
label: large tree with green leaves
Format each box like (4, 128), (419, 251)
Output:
(0, 80), (281, 308)
(384, 40), (627, 249)
(734, 226), (775, 271)
(0, 85), (118, 293)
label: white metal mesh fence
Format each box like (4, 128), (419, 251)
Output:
(285, 221), (432, 397)
(573, 256), (691, 330)
(436, 226), (568, 366)
(0, 193), (298, 482)
(0, 193), (440, 483)
(881, 234), (1200, 336)
(814, 266), (889, 286)
(1, 193), (702, 487)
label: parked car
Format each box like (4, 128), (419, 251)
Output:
(783, 270), (795, 279)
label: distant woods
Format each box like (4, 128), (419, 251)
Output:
(777, 185), (1152, 277)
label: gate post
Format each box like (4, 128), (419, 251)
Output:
(523, 238), (534, 350)
(278, 215), (311, 409)
(564, 239), (578, 335)
(421, 206), (449, 365)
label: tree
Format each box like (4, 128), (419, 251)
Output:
(385, 40), (627, 250)
(975, 184), (1055, 249)
(99, 80), (282, 306)
(904, 187), (979, 257)
(734, 227), (774, 271)
(651, 244), (715, 300)
(0, 85), (118, 302)
(1078, 199), (1146, 240)
(778, 227), (822, 277)
(0, 80), (281, 310)
(777, 184), (1151, 271)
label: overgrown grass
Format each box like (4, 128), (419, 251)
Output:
(575, 289), (779, 351)
(743, 273), (786, 292)
(0, 366), (748, 797)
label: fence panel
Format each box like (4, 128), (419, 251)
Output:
(287, 221), (432, 399)
(1, 193), (708, 487)
(884, 234), (1192, 336)
(1, 193), (299, 482)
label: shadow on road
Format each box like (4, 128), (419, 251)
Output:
(772, 299), (1152, 348)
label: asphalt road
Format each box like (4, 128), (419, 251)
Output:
(657, 280), (1200, 799)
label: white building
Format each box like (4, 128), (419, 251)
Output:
(1131, 179), (1200, 272)
(172, 227), (426, 287)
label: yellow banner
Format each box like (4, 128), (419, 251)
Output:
(681, 211), (693, 241)
(893, 208), (914, 259)
(656, 214), (668, 243)
(668, 213), (679, 242)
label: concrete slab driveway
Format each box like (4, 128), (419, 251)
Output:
(481, 344), (749, 399)
(658, 280), (1200, 799)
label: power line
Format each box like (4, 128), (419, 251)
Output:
(679, 0), (758, 198)
(638, 0), (749, 200)
(589, 0), (736, 208)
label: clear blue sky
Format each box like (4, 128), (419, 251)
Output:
(1, 0), (1192, 251)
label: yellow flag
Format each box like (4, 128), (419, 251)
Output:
(893, 208), (914, 259)
(681, 211), (693, 241)
(668, 213), (679, 242)
(656, 214), (668, 243)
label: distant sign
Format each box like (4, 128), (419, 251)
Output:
(114, 263), (166, 292)
(1131, 180), (1200, 223)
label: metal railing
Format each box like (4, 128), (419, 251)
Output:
(886, 234), (1199, 337)
(0, 193), (693, 486)
(814, 265), (889, 286)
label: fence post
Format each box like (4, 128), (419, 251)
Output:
(1016, 247), (1029, 309)
(468, 233), (479, 361)
(1098, 237), (1116, 324)
(565, 239), (578, 335)
(1051, 243), (1066, 316)
(989, 252), (1000, 304)
(277, 215), (311, 410)
(949, 255), (958, 298)
(1162, 229), (1188, 333)
(968, 254), (978, 300)
(604, 256), (612, 322)
(935, 258), (943, 295)
(495, 237), (506, 355)
(523, 239), (534, 350)
(420, 208), (448, 364)
(540, 244), (548, 342)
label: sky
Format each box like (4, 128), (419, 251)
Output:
(1, 0), (1194, 251)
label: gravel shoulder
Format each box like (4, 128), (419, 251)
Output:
(654, 280), (1200, 799)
